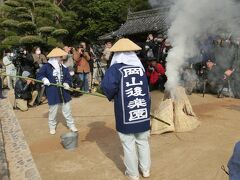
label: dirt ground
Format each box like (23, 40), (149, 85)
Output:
(10, 91), (240, 180)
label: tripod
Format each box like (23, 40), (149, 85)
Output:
(91, 58), (106, 88)
(217, 77), (234, 98)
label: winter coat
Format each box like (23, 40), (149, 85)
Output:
(37, 63), (72, 105)
(14, 79), (34, 100)
(146, 63), (165, 85)
(101, 63), (151, 134)
(3, 56), (16, 75)
(73, 50), (91, 73)
(32, 54), (47, 65)
(20, 54), (35, 75)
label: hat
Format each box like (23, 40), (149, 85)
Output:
(47, 47), (68, 58)
(109, 38), (142, 52)
(22, 71), (30, 78)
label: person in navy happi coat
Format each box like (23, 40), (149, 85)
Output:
(101, 38), (151, 180)
(37, 48), (78, 135)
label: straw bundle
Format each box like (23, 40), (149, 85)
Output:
(151, 99), (175, 134)
(151, 86), (200, 134)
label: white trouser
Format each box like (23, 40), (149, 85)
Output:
(6, 73), (16, 89)
(48, 102), (75, 130)
(118, 131), (151, 176)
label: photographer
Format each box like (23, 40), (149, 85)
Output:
(3, 49), (16, 89)
(146, 57), (166, 91)
(73, 42), (91, 92)
(145, 34), (155, 59)
(227, 39), (240, 98)
(13, 47), (35, 75)
(153, 34), (165, 62)
(14, 71), (38, 111)
(161, 39), (172, 67)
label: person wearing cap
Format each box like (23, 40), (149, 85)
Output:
(101, 38), (151, 180)
(37, 47), (78, 135)
(14, 71), (38, 111)
(146, 56), (166, 91)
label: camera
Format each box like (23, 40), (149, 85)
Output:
(12, 49), (23, 66)
(145, 45), (150, 50)
(12, 47), (29, 74)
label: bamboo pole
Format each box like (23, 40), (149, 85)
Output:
(0, 72), (105, 98)
(0, 72), (170, 126)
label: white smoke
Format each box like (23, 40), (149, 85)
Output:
(165, 0), (240, 91)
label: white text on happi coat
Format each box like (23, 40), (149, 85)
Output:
(123, 67), (148, 122)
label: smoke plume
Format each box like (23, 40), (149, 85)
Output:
(164, 0), (240, 92)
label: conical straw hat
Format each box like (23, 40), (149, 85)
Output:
(109, 38), (142, 52)
(47, 47), (68, 58)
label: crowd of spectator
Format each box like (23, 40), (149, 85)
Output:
(0, 33), (240, 111)
(0, 41), (112, 111)
(138, 33), (240, 98)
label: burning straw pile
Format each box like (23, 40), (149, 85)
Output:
(150, 0), (240, 134)
(151, 86), (200, 134)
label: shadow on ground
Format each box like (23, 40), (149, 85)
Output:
(85, 121), (125, 173)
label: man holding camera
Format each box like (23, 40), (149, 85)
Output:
(13, 47), (35, 75)
(14, 71), (38, 111)
(73, 43), (91, 92)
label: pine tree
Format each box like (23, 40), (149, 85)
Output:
(0, 0), (70, 51)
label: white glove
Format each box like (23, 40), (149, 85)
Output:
(69, 71), (75, 76)
(42, 78), (50, 86)
(63, 83), (70, 90)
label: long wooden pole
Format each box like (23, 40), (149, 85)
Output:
(0, 72), (171, 126)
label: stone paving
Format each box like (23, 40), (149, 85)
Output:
(0, 115), (9, 180)
(0, 98), (41, 180)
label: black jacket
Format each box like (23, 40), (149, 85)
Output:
(14, 79), (33, 100)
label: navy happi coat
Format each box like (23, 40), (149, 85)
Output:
(101, 63), (151, 134)
(37, 63), (72, 106)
